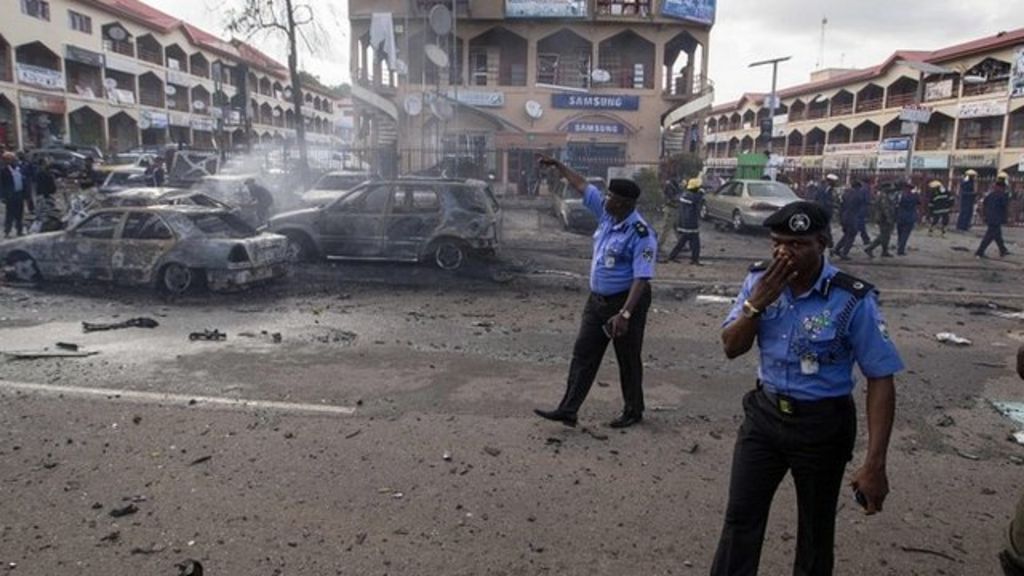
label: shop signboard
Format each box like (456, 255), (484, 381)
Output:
(880, 137), (912, 152)
(65, 45), (105, 68)
(950, 152), (998, 169)
(104, 53), (143, 76)
(899, 104), (932, 124)
(958, 99), (1008, 119)
(704, 157), (737, 169)
(1011, 46), (1024, 99)
(662, 0), (716, 25)
(16, 64), (65, 91)
(823, 142), (877, 156)
(446, 89), (505, 108)
(877, 151), (909, 170)
(107, 88), (135, 106)
(190, 116), (215, 131)
(168, 112), (191, 127)
(567, 121), (625, 135)
(800, 157), (823, 169)
(141, 110), (169, 130)
(847, 155), (875, 170)
(18, 90), (66, 114)
(552, 93), (639, 111)
(166, 69), (193, 88)
(822, 156), (847, 170)
(924, 79), (954, 102)
(912, 153), (950, 170)
(505, 0), (586, 18)
(771, 114), (788, 138)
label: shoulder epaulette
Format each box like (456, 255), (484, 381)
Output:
(633, 222), (649, 238)
(749, 261), (768, 272)
(829, 271), (875, 298)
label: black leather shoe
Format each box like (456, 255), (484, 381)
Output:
(608, 412), (643, 429)
(534, 408), (578, 427)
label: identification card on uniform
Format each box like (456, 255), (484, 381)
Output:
(800, 353), (819, 375)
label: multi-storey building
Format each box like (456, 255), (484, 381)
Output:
(347, 0), (714, 188)
(0, 0), (345, 154)
(703, 28), (1024, 185)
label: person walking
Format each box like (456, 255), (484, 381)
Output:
(245, 177), (275, 225)
(668, 177), (704, 265)
(814, 174), (838, 218)
(956, 169), (978, 231)
(32, 157), (62, 233)
(855, 179), (872, 246)
(658, 177), (683, 254)
(926, 180), (954, 236)
(1, 151), (29, 238)
(534, 154), (656, 429)
(864, 182), (898, 258)
(975, 177), (1011, 258)
(895, 181), (919, 256)
(833, 179), (865, 259)
(710, 201), (903, 576)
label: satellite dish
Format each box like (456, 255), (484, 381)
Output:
(192, 100), (206, 111)
(404, 94), (423, 116)
(272, 108), (282, 118)
(106, 25), (128, 41)
(164, 85), (177, 96)
(525, 100), (543, 120)
(395, 59), (409, 76)
(591, 69), (611, 84)
(284, 88), (293, 99)
(138, 116), (151, 130)
(425, 44), (449, 69)
(428, 4), (453, 35)
(103, 78), (118, 89)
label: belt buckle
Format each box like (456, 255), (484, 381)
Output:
(777, 397), (795, 415)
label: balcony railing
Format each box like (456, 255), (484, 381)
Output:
(957, 135), (1002, 150)
(916, 136), (950, 151)
(855, 97), (883, 113)
(830, 102), (853, 116)
(789, 110), (805, 121)
(962, 80), (1008, 98)
(806, 107), (828, 120)
(786, 145), (803, 157)
(886, 92), (916, 108)
(137, 48), (163, 67)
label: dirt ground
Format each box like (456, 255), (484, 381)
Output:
(1, 201), (1023, 575)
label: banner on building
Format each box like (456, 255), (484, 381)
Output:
(18, 90), (66, 114)
(1011, 46), (1024, 99)
(168, 112), (191, 127)
(166, 69), (193, 88)
(104, 53), (144, 75)
(107, 88), (135, 106)
(140, 110), (169, 130)
(65, 45), (105, 68)
(552, 93), (639, 111)
(925, 79), (954, 102)
(16, 64), (65, 91)
(823, 142), (878, 156)
(879, 137), (911, 152)
(877, 151), (908, 170)
(950, 152), (999, 169)
(911, 153), (949, 170)
(567, 121), (626, 135)
(958, 99), (1008, 119)
(899, 104), (932, 124)
(662, 0), (716, 25)
(190, 117), (215, 131)
(505, 0), (586, 18)
(446, 89), (505, 108)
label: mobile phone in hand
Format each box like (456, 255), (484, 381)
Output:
(853, 488), (868, 509)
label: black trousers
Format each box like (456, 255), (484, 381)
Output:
(711, 389), (856, 576)
(833, 222), (858, 257)
(668, 232), (700, 263)
(3, 199), (25, 237)
(856, 218), (871, 245)
(896, 221), (914, 255)
(976, 224), (1008, 256)
(864, 222), (893, 255)
(554, 287), (651, 417)
(929, 213), (950, 229)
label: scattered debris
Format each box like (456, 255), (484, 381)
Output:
(935, 414), (956, 428)
(109, 503), (139, 518)
(935, 332), (972, 346)
(992, 311), (1024, 320)
(82, 317), (159, 332)
(442, 451), (452, 461)
(1014, 432), (1024, 446)
(992, 401), (1024, 427)
(955, 449), (981, 461)
(310, 327), (357, 345)
(685, 443), (700, 454)
(175, 559), (204, 576)
(344, 429), (362, 439)
(544, 437), (562, 446)
(130, 543), (165, 555)
(189, 329), (227, 342)
(899, 545), (960, 563)
(650, 405), (680, 412)
(582, 428), (608, 441)
(189, 455), (212, 466)
(132, 415), (142, 425)
(55, 342), (79, 351)
(3, 349), (100, 360)
(99, 530), (121, 544)
(695, 295), (734, 305)
(483, 446), (502, 457)
(471, 320), (494, 328)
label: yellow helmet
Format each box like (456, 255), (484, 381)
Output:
(928, 180), (942, 188)
(997, 171), (1009, 180)
(964, 169), (978, 177)
(686, 178), (703, 190)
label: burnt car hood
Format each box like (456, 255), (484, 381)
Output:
(269, 207), (321, 227)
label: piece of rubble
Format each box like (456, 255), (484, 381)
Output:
(935, 332), (972, 346)
(189, 329), (227, 342)
(109, 503), (139, 518)
(82, 317), (159, 333)
(483, 446), (502, 457)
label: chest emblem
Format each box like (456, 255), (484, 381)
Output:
(802, 310), (833, 338)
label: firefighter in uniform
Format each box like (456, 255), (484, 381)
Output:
(534, 154), (656, 429)
(711, 201), (904, 576)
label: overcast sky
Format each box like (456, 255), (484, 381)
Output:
(146, 0), (1020, 103)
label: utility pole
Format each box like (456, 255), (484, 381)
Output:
(749, 56), (791, 155)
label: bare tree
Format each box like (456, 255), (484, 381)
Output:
(227, 0), (318, 181)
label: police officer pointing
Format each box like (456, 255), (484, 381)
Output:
(534, 154), (657, 429)
(711, 201), (904, 576)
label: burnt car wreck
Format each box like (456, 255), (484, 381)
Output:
(1, 205), (289, 294)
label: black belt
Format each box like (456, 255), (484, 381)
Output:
(756, 383), (851, 417)
(590, 290), (630, 305)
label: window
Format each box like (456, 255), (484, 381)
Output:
(394, 187), (440, 213)
(76, 212), (122, 239)
(22, 0), (50, 20)
(68, 10), (92, 34)
(124, 213), (173, 240)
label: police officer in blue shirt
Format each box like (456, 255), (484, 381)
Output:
(711, 201), (904, 576)
(534, 154), (657, 429)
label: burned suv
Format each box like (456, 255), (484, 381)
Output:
(269, 178), (502, 270)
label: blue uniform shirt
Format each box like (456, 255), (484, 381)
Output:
(583, 184), (657, 295)
(724, 259), (904, 401)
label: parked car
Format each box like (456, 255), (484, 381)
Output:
(0, 206), (289, 294)
(297, 170), (370, 206)
(63, 144), (105, 164)
(28, 149), (88, 176)
(106, 152), (157, 168)
(194, 173), (262, 226)
(97, 188), (235, 210)
(550, 177), (604, 232)
(270, 177), (502, 270)
(701, 179), (801, 231)
(98, 166), (151, 194)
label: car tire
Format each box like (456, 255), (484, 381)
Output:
(284, 232), (317, 263)
(429, 238), (469, 271)
(159, 263), (203, 295)
(699, 203), (709, 221)
(731, 210), (745, 232)
(6, 252), (41, 283)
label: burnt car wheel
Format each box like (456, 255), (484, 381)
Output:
(284, 233), (316, 263)
(160, 263), (202, 295)
(430, 238), (469, 271)
(6, 252), (41, 283)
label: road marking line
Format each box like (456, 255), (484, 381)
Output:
(0, 379), (356, 416)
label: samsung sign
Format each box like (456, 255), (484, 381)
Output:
(552, 94), (639, 111)
(567, 121), (625, 135)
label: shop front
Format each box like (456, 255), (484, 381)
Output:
(140, 109), (169, 147)
(68, 105), (104, 149)
(18, 90), (66, 149)
(0, 94), (17, 149)
(168, 112), (190, 148)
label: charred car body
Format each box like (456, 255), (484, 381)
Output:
(270, 177), (502, 270)
(1, 206), (289, 294)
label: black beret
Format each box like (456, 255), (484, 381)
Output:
(763, 201), (830, 236)
(609, 178), (641, 200)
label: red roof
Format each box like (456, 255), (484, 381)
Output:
(711, 27), (1022, 114)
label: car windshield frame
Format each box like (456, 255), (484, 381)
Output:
(747, 182), (797, 199)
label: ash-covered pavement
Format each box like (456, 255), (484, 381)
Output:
(2, 202), (1023, 575)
